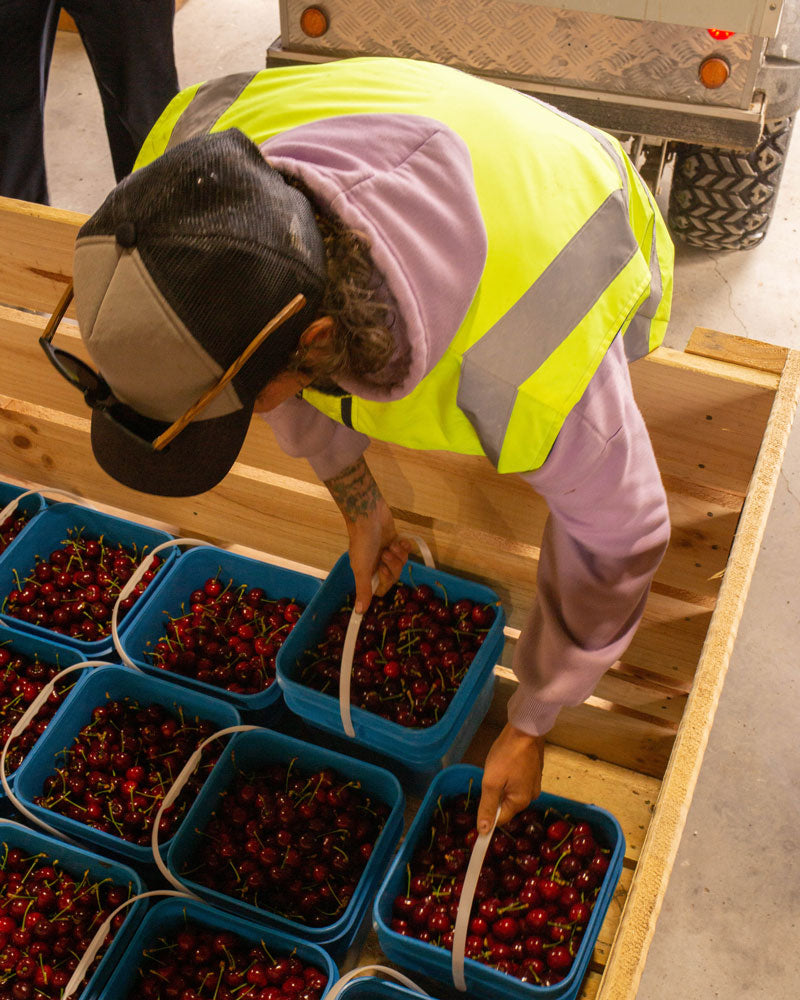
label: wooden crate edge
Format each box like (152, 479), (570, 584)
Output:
(596, 346), (800, 999)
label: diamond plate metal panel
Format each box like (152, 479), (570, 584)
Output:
(283, 0), (758, 108)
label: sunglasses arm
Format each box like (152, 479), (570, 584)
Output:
(40, 283), (75, 343)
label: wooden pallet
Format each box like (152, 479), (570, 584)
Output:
(0, 195), (798, 998)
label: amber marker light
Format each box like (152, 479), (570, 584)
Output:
(707, 28), (736, 40)
(699, 56), (730, 89)
(300, 6), (328, 37)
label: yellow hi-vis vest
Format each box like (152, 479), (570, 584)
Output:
(136, 58), (673, 473)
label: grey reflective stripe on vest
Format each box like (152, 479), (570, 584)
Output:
(165, 72), (257, 149)
(457, 188), (639, 467)
(537, 98), (666, 364)
(623, 216), (662, 362)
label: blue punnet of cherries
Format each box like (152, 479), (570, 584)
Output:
(1, 530), (163, 644)
(390, 783), (612, 988)
(299, 581), (498, 728)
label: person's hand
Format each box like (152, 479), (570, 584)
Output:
(346, 494), (411, 612)
(477, 723), (546, 833)
(324, 457), (411, 613)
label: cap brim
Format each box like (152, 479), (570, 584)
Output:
(90, 403), (254, 497)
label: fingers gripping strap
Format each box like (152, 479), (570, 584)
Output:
(111, 536), (211, 668)
(325, 964), (430, 1000)
(150, 724), (260, 892)
(0, 660), (115, 841)
(339, 535), (435, 738)
(451, 805), (501, 991)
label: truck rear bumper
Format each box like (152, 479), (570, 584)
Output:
(266, 42), (767, 149)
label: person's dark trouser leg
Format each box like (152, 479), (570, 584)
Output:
(0, 0), (60, 203)
(62, 0), (179, 181)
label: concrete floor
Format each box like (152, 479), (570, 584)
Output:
(42, 3), (800, 996)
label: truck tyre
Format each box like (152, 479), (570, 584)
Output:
(668, 117), (794, 251)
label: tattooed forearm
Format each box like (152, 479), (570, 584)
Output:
(324, 457), (381, 522)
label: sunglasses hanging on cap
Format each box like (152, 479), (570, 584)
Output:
(39, 284), (114, 408)
(39, 283), (307, 452)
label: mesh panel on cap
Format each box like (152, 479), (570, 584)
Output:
(78, 129), (327, 402)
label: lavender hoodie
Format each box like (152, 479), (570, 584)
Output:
(259, 114), (671, 736)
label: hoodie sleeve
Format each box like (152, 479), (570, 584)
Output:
(258, 396), (370, 482)
(507, 335), (671, 735)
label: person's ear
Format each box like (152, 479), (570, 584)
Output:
(252, 317), (335, 415)
(299, 315), (335, 353)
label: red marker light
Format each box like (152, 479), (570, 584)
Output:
(707, 28), (735, 40)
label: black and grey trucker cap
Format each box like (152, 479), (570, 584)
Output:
(72, 129), (327, 496)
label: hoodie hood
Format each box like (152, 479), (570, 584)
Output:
(262, 113), (487, 401)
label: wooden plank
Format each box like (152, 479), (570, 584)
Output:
(633, 349), (779, 499)
(686, 327), (789, 375)
(0, 200), (79, 314)
(588, 868), (634, 984)
(598, 347), (800, 999)
(619, 590), (711, 686)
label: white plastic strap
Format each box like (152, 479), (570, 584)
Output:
(149, 723), (260, 892)
(325, 964), (430, 1000)
(338, 534), (435, 739)
(0, 660), (115, 841)
(450, 805), (501, 991)
(0, 487), (92, 527)
(338, 571), (378, 739)
(111, 536), (210, 668)
(62, 888), (194, 1000)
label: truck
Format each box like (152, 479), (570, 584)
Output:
(267, 0), (800, 251)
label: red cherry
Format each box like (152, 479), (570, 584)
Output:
(492, 916), (520, 942)
(546, 945), (573, 972)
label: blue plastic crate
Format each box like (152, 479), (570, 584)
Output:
(275, 554), (506, 782)
(0, 482), (47, 559)
(373, 765), (625, 1000)
(166, 727), (405, 961)
(11, 664), (241, 869)
(119, 545), (322, 722)
(0, 817), (148, 1000)
(0, 503), (176, 656)
(97, 897), (339, 999)
(0, 627), (92, 791)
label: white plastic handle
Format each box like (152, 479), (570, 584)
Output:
(149, 723), (260, 892)
(325, 964), (431, 1000)
(451, 805), (501, 991)
(0, 487), (92, 527)
(338, 535), (435, 738)
(62, 888), (195, 999)
(111, 536), (211, 668)
(0, 660), (115, 841)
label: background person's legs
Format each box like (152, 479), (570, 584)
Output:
(0, 0), (60, 203)
(63, 0), (179, 181)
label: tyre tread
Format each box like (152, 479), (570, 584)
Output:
(668, 118), (794, 250)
